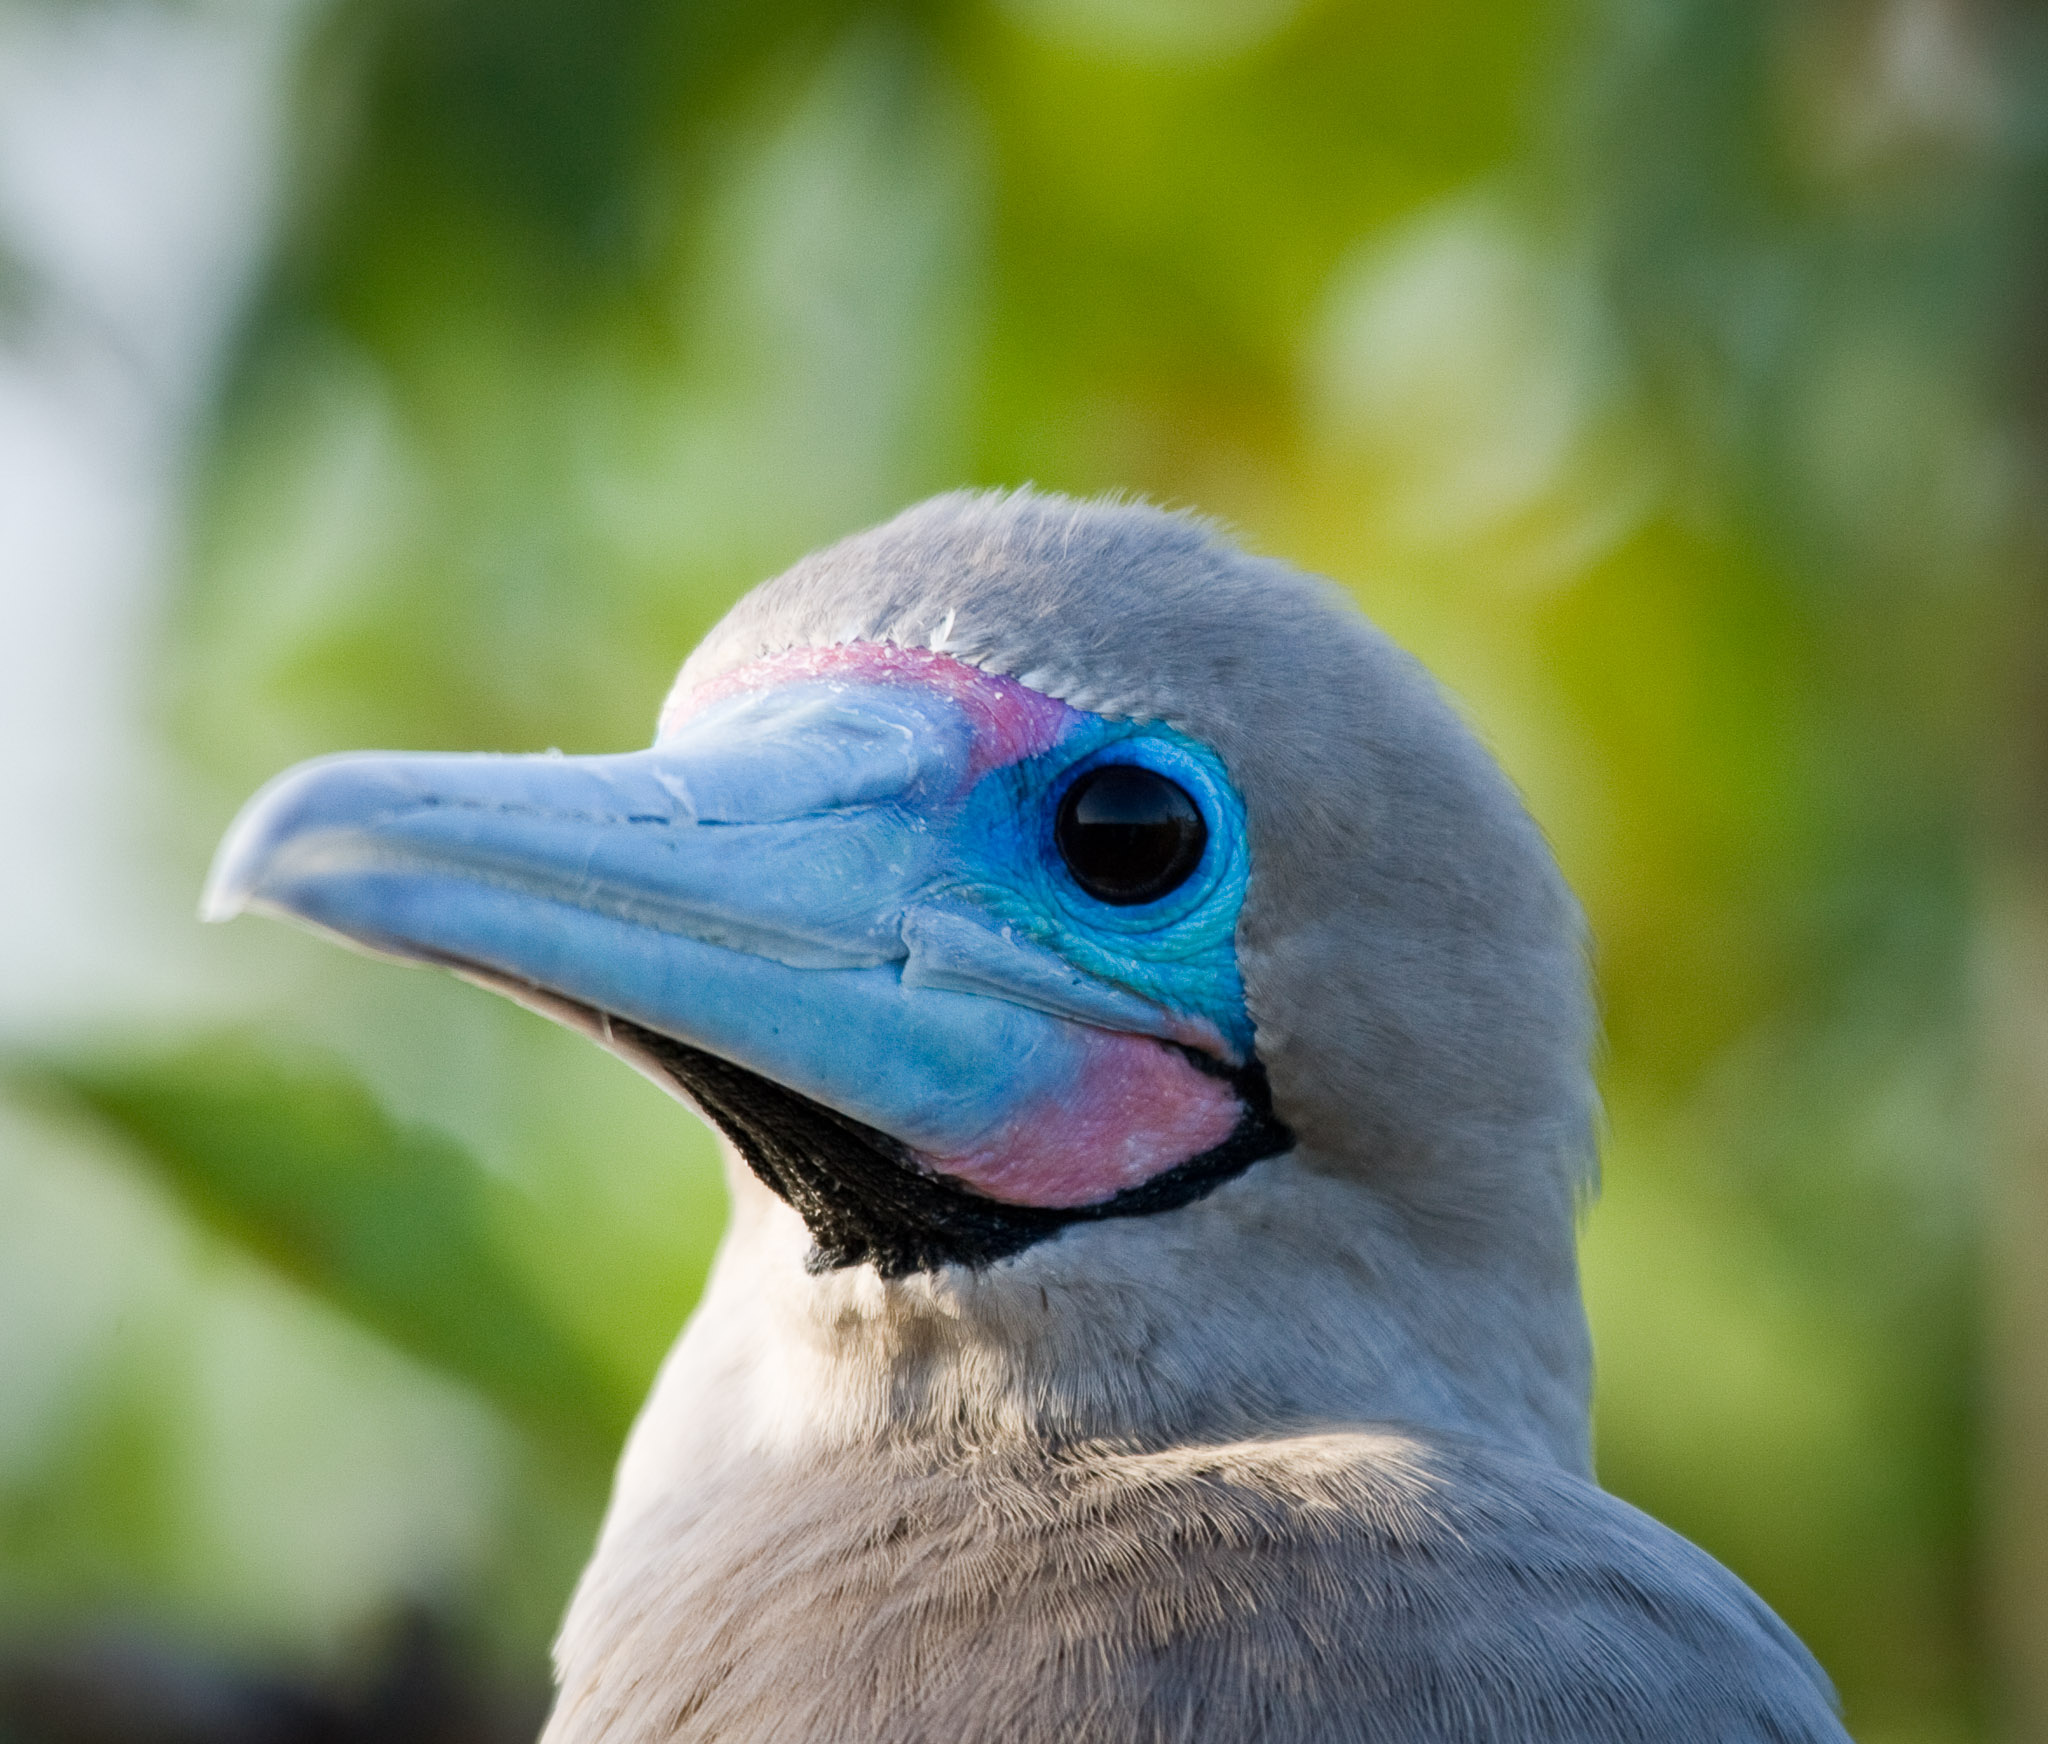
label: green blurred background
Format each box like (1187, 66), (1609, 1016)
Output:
(2, 0), (2045, 1737)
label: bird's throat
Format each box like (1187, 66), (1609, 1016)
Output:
(609, 1016), (1292, 1278)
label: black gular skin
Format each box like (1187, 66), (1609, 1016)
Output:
(614, 1017), (1292, 1279)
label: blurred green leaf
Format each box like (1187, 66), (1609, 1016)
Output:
(19, 1039), (636, 1463)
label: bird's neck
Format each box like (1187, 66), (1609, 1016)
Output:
(602, 1150), (1592, 1536)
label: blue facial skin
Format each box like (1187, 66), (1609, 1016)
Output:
(936, 715), (1254, 1062)
(204, 678), (1258, 1164)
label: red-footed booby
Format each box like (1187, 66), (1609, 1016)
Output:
(205, 491), (1847, 1742)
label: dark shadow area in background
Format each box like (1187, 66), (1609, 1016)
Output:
(0, 1610), (546, 1744)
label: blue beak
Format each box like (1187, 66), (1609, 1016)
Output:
(202, 683), (1206, 1166)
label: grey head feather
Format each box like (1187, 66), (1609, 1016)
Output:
(681, 490), (1594, 1353)
(677, 489), (1598, 1240)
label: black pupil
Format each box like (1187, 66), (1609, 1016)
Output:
(1054, 765), (1208, 906)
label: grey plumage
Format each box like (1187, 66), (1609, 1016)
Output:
(553, 1429), (1830, 1742)
(531, 491), (1845, 1741)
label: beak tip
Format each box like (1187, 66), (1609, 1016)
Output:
(197, 871), (250, 925)
(200, 756), (330, 927)
(199, 815), (269, 922)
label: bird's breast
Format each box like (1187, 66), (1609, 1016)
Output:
(543, 1426), (1846, 1744)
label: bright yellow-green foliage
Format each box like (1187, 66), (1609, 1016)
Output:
(8, 0), (2042, 1738)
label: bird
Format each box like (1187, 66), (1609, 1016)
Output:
(204, 489), (1848, 1743)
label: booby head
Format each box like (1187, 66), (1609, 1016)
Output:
(206, 490), (1596, 1468)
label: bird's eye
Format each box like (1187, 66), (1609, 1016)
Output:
(1054, 765), (1208, 906)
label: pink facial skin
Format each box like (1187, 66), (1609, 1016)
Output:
(922, 1029), (1244, 1208)
(666, 641), (1079, 781)
(669, 639), (1247, 1210)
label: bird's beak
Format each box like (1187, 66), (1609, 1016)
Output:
(201, 683), (1218, 1175)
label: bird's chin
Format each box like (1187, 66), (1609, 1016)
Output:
(455, 968), (1291, 1279)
